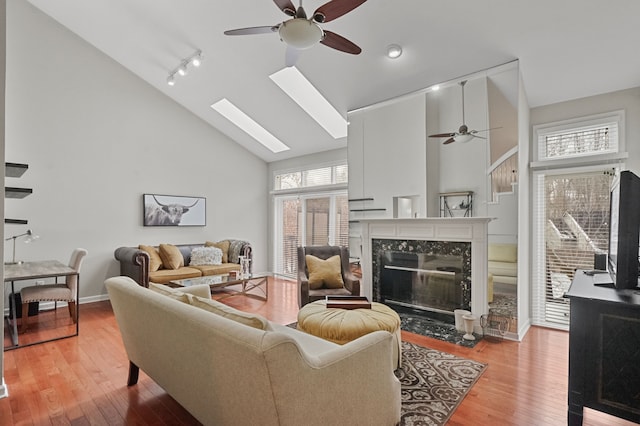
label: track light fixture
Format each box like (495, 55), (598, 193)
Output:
(166, 49), (203, 86)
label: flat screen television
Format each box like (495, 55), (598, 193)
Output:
(608, 170), (640, 289)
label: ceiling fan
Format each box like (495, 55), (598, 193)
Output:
(224, 0), (367, 67)
(429, 80), (497, 145)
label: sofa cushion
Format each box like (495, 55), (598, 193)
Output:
(189, 295), (268, 330)
(206, 240), (230, 263)
(190, 247), (223, 266)
(306, 254), (344, 290)
(149, 282), (190, 303)
(149, 267), (202, 284)
(159, 244), (184, 270)
(488, 243), (517, 263)
(139, 244), (163, 272)
(488, 261), (517, 277)
(190, 263), (240, 276)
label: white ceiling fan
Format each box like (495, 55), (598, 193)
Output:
(429, 80), (498, 145)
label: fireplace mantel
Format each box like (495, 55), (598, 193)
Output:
(357, 217), (493, 330)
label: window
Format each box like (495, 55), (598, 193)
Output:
(534, 111), (624, 163)
(531, 112), (624, 329)
(274, 164), (348, 190)
(273, 162), (349, 277)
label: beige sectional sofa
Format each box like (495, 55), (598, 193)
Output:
(105, 276), (402, 426)
(114, 240), (251, 286)
(488, 243), (517, 286)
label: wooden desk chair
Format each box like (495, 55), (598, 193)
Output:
(20, 248), (87, 333)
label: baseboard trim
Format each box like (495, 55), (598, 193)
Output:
(3, 293), (110, 317)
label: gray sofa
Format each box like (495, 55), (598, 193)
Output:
(114, 240), (251, 287)
(105, 276), (402, 426)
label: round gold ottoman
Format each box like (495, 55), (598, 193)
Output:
(297, 300), (402, 368)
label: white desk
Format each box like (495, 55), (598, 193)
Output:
(4, 260), (79, 350)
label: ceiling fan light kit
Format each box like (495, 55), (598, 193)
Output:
(225, 0), (368, 66)
(279, 19), (323, 49)
(166, 49), (203, 86)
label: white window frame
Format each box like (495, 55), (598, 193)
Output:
(532, 110), (627, 170)
(530, 111), (626, 329)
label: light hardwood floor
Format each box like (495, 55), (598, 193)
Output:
(0, 277), (636, 425)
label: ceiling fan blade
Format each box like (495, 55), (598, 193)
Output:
(313, 0), (367, 23)
(429, 132), (455, 138)
(471, 126), (503, 133)
(443, 138), (456, 145)
(320, 31), (361, 54)
(285, 46), (301, 67)
(273, 0), (296, 16)
(224, 26), (278, 36)
(472, 135), (487, 140)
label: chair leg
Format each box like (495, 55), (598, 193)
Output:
(127, 361), (140, 386)
(68, 301), (77, 323)
(21, 303), (29, 333)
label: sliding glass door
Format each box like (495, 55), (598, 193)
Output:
(274, 192), (348, 277)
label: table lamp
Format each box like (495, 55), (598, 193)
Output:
(4, 229), (39, 265)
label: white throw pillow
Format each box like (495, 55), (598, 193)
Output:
(190, 247), (223, 266)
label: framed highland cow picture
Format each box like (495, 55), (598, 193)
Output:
(143, 194), (206, 226)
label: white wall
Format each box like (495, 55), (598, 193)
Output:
(4, 0), (268, 302)
(0, 0), (7, 394)
(427, 78), (489, 217)
(348, 93), (427, 219)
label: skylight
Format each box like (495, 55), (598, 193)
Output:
(211, 99), (290, 153)
(269, 67), (347, 139)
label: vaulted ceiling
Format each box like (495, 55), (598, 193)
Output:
(25, 0), (640, 162)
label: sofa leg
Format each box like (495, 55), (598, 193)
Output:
(127, 361), (140, 386)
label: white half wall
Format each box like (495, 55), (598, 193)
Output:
(4, 1), (268, 302)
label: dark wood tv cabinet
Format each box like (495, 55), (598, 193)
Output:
(566, 270), (640, 425)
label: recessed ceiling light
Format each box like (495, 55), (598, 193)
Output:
(431, 85), (440, 91)
(211, 98), (290, 153)
(387, 44), (402, 59)
(269, 67), (347, 139)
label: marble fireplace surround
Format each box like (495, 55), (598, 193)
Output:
(358, 218), (492, 333)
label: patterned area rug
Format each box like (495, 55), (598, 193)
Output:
(397, 341), (486, 425)
(285, 323), (486, 425)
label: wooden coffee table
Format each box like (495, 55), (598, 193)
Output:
(168, 273), (269, 301)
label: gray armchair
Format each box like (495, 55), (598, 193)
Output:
(297, 245), (360, 308)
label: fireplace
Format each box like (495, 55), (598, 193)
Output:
(373, 239), (471, 314)
(354, 218), (491, 328)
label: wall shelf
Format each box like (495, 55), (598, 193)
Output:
(350, 208), (387, 212)
(4, 219), (28, 225)
(5, 162), (31, 224)
(5, 187), (33, 199)
(440, 191), (473, 217)
(5, 162), (28, 178)
(348, 198), (374, 202)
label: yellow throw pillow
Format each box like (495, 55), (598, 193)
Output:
(306, 254), (344, 290)
(139, 244), (163, 272)
(149, 282), (190, 303)
(158, 244), (184, 270)
(206, 240), (230, 263)
(189, 296), (268, 330)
